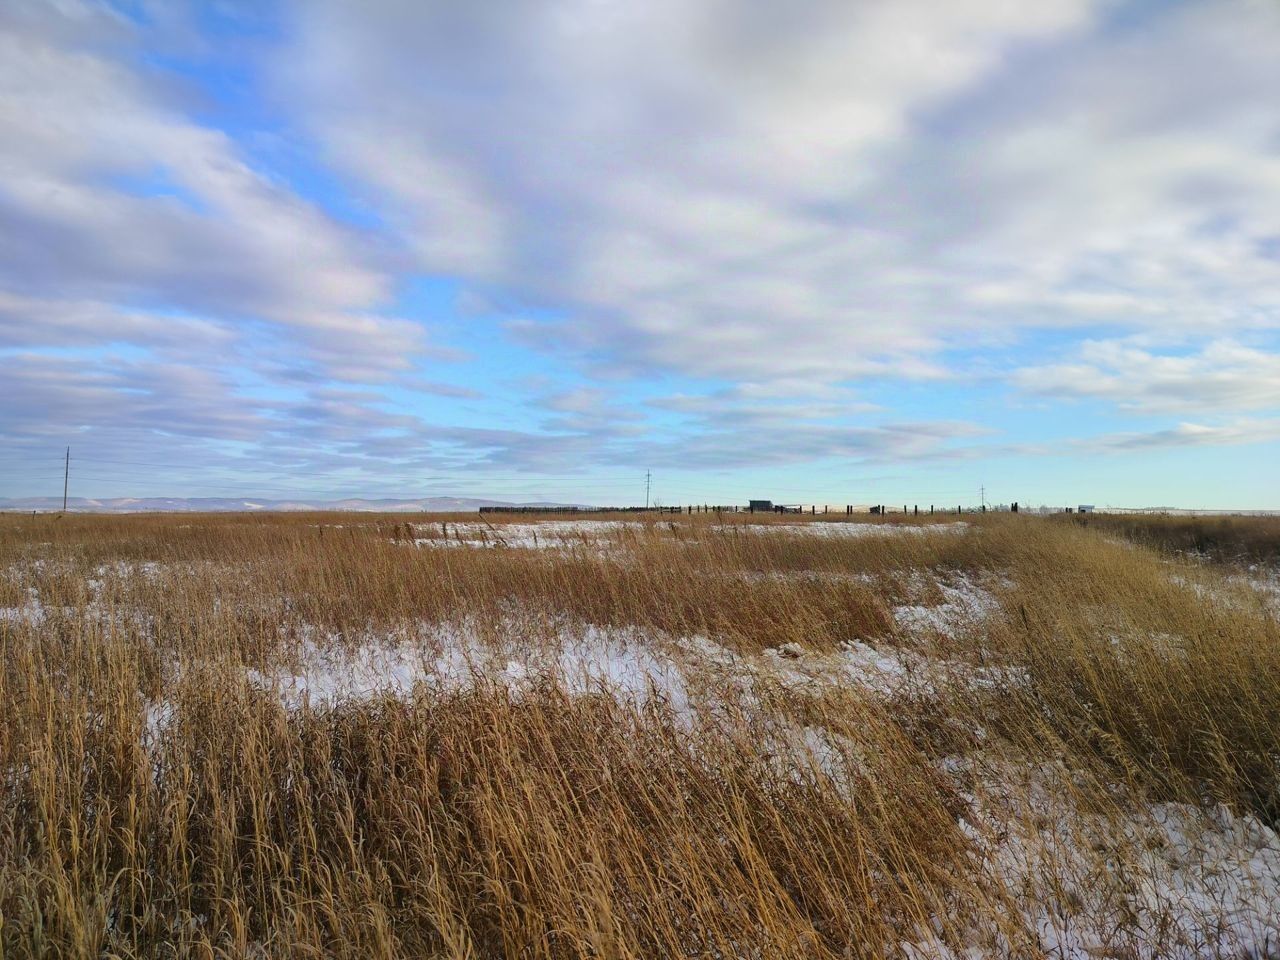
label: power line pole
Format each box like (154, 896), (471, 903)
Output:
(644, 469), (651, 509)
(62, 446), (69, 513)
(980, 484), (986, 510)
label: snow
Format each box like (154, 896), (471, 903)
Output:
(411, 520), (646, 550)
(892, 573), (1003, 638)
(720, 521), (969, 538)
(907, 759), (1280, 959)
(247, 621), (692, 715)
(0, 588), (45, 625)
(0, 602), (45, 625)
(1169, 566), (1280, 618)
(1233, 566), (1280, 616)
(240, 617), (1015, 721)
(404, 519), (971, 550)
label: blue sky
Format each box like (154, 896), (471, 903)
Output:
(1, 0), (1279, 509)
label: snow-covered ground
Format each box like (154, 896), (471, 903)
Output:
(908, 759), (1280, 960)
(892, 572), (1004, 638)
(403, 518), (971, 549)
(410, 520), (646, 549)
(246, 621), (693, 714)
(719, 520), (970, 538)
(232, 617), (1279, 959)
(10, 546), (1278, 958)
(235, 568), (1007, 714)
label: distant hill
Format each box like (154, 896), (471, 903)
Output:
(0, 496), (593, 514)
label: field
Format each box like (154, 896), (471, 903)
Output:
(1, 511), (1278, 959)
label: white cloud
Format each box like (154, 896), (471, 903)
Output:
(276, 0), (1280, 410)
(0, 291), (235, 354)
(1012, 340), (1280, 414)
(1071, 419), (1280, 453)
(6, 0), (1280, 495)
(0, 2), (423, 379)
(281, 0), (1101, 385)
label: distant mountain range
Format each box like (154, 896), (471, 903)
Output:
(0, 497), (592, 514)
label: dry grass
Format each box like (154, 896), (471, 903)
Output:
(1, 512), (1278, 958)
(1060, 512), (1280, 564)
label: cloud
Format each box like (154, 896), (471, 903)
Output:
(0, 352), (266, 445)
(278, 0), (1280, 395)
(1012, 339), (1280, 414)
(400, 379), (484, 400)
(5, 0), (1280, 499)
(1071, 419), (1280, 453)
(280, 0), (1101, 387)
(0, 2), (424, 380)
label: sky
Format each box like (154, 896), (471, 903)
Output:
(1, 0), (1279, 509)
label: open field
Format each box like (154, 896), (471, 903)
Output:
(2, 512), (1278, 959)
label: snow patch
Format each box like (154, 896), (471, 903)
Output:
(247, 621), (691, 714)
(721, 521), (969, 538)
(907, 760), (1280, 959)
(411, 520), (646, 550)
(893, 573), (1003, 638)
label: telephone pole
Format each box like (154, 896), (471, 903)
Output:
(980, 484), (986, 510)
(644, 469), (651, 509)
(62, 446), (69, 513)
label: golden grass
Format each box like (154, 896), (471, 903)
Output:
(1, 511), (1277, 957)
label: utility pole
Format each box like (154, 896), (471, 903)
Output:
(644, 469), (651, 509)
(62, 446), (69, 513)
(980, 484), (986, 510)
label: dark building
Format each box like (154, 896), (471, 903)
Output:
(748, 500), (773, 512)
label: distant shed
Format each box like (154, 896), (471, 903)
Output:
(1078, 504), (1096, 513)
(749, 500), (774, 512)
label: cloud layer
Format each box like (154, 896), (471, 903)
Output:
(3, 0), (1279, 503)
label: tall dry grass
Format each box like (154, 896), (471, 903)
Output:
(1, 511), (1277, 957)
